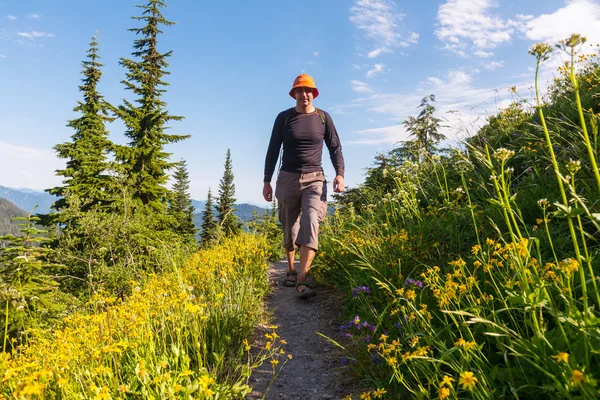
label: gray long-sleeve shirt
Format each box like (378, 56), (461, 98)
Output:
(263, 108), (345, 183)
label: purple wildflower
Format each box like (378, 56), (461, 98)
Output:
(351, 286), (371, 298)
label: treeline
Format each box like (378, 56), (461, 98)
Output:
(0, 0), (244, 348)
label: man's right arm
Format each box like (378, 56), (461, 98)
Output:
(263, 111), (285, 183)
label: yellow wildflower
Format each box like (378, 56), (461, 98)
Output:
(455, 338), (466, 347)
(459, 371), (478, 391)
(571, 370), (584, 386)
(551, 352), (569, 364)
(359, 391), (372, 400)
(373, 388), (387, 398)
(438, 386), (451, 400)
(440, 375), (455, 387)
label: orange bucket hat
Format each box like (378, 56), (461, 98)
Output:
(289, 73), (319, 99)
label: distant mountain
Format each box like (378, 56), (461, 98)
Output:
(0, 198), (29, 236)
(0, 185), (55, 215)
(0, 185), (269, 233)
(193, 203), (269, 234)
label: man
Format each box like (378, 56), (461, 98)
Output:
(263, 73), (345, 298)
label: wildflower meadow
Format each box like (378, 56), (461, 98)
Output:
(315, 35), (600, 399)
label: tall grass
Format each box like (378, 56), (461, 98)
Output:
(0, 234), (285, 399)
(316, 36), (600, 399)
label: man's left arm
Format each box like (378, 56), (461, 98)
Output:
(323, 111), (345, 193)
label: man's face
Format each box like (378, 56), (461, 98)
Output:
(295, 87), (314, 107)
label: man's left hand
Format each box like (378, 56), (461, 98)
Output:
(333, 175), (345, 193)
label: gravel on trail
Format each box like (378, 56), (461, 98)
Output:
(246, 261), (358, 400)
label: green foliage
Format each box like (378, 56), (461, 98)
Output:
(113, 0), (189, 214)
(46, 33), (115, 220)
(217, 149), (242, 237)
(316, 40), (600, 399)
(169, 159), (197, 244)
(53, 194), (194, 299)
(247, 199), (283, 261)
(0, 211), (74, 350)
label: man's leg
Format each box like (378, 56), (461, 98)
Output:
(294, 172), (327, 294)
(275, 171), (301, 287)
(296, 245), (316, 292)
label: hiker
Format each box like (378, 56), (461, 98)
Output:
(263, 73), (345, 298)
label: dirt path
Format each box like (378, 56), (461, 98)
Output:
(246, 261), (352, 400)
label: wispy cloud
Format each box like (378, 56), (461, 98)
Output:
(27, 13), (40, 19)
(366, 63), (385, 78)
(0, 54), (6, 58)
(351, 80), (374, 93)
(436, 0), (518, 58)
(350, 0), (418, 58)
(6, 15), (17, 20)
(345, 68), (531, 145)
(17, 31), (55, 39)
(482, 60), (504, 70)
(0, 141), (63, 190)
(313, 51), (319, 57)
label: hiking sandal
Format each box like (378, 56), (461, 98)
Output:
(296, 281), (316, 299)
(282, 271), (297, 287)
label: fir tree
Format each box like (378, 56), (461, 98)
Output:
(169, 159), (197, 242)
(402, 94), (445, 159)
(114, 0), (189, 213)
(200, 188), (217, 246)
(0, 211), (66, 349)
(216, 149), (241, 237)
(46, 33), (114, 219)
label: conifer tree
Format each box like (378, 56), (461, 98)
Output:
(402, 94), (445, 159)
(200, 188), (217, 246)
(169, 160), (197, 242)
(115, 0), (189, 213)
(216, 149), (241, 237)
(46, 33), (114, 219)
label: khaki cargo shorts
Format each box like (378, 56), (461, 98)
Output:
(275, 170), (328, 251)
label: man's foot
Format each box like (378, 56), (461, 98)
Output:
(283, 271), (297, 287)
(296, 281), (316, 298)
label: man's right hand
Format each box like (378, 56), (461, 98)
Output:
(263, 182), (273, 202)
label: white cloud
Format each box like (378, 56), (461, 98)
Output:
(366, 63), (385, 78)
(522, 0), (600, 46)
(0, 54), (5, 58)
(345, 68), (529, 145)
(473, 50), (494, 58)
(17, 31), (54, 39)
(350, 0), (418, 57)
(27, 13), (40, 19)
(0, 142), (63, 190)
(313, 51), (319, 57)
(351, 80), (374, 93)
(482, 60), (504, 70)
(436, 0), (517, 57)
(6, 15), (17, 20)
(353, 64), (362, 70)
(367, 47), (391, 58)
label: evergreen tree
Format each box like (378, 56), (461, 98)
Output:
(200, 188), (217, 246)
(169, 160), (197, 242)
(216, 149), (241, 237)
(402, 94), (445, 159)
(46, 33), (114, 219)
(0, 210), (66, 349)
(114, 0), (189, 213)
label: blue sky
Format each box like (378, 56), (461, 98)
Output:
(1, 0), (599, 205)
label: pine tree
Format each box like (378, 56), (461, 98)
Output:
(46, 32), (114, 219)
(216, 149), (241, 237)
(200, 188), (217, 246)
(402, 94), (445, 159)
(169, 159), (197, 242)
(114, 0), (189, 213)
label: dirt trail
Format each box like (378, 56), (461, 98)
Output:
(246, 261), (352, 400)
